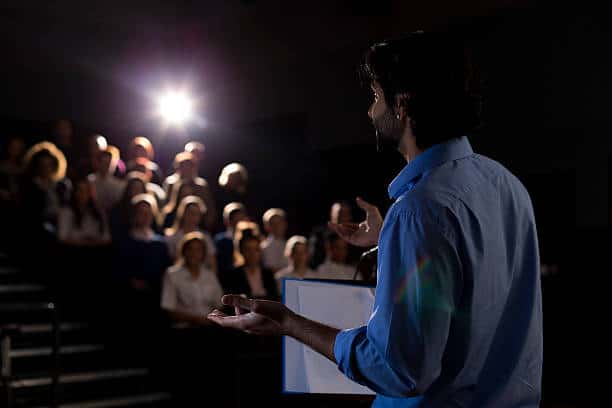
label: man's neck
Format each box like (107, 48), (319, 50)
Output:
(398, 127), (423, 162)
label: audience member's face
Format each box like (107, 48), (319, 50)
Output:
(191, 148), (204, 164)
(229, 210), (247, 230)
(127, 180), (146, 198)
(242, 238), (262, 266)
(7, 138), (25, 159)
(133, 202), (153, 229)
(184, 240), (206, 267)
(291, 243), (309, 269)
(75, 181), (91, 207)
(329, 239), (349, 263)
(268, 215), (287, 238)
(227, 172), (247, 194)
(331, 203), (353, 224)
(37, 155), (57, 180)
(132, 144), (148, 159)
(178, 160), (195, 179)
(183, 204), (202, 229)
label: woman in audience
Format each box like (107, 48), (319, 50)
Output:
(21, 141), (67, 237)
(274, 235), (315, 293)
(221, 222), (279, 300)
(87, 146), (125, 215)
(160, 181), (196, 229)
(161, 231), (223, 326)
(126, 136), (163, 186)
(109, 172), (148, 240)
(164, 195), (217, 271)
(57, 178), (110, 247)
(315, 232), (359, 280)
(115, 194), (171, 293)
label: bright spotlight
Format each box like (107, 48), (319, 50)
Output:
(157, 91), (193, 125)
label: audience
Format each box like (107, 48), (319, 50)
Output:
(161, 231), (223, 327)
(21, 141), (67, 237)
(274, 235), (315, 293)
(126, 136), (164, 186)
(309, 200), (354, 269)
(260, 208), (289, 273)
(221, 222), (279, 300)
(214, 202), (247, 274)
(114, 194), (171, 293)
(88, 146), (125, 215)
(164, 196), (217, 272)
(58, 178), (110, 247)
(315, 232), (358, 280)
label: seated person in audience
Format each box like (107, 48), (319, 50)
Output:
(110, 172), (148, 239)
(128, 157), (166, 205)
(214, 202), (247, 274)
(161, 181), (196, 229)
(115, 194), (171, 293)
(221, 223), (279, 300)
(163, 151), (217, 231)
(217, 162), (248, 209)
(0, 135), (25, 204)
(315, 232), (359, 280)
(75, 133), (106, 177)
(184, 140), (206, 174)
(260, 208), (289, 273)
(164, 195), (217, 272)
(126, 136), (164, 185)
(161, 231), (223, 327)
(274, 235), (315, 293)
(58, 178), (110, 247)
(88, 146), (125, 215)
(309, 200), (354, 269)
(21, 141), (68, 237)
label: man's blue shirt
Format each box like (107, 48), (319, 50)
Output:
(334, 136), (543, 407)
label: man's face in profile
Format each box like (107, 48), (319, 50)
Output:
(368, 82), (404, 144)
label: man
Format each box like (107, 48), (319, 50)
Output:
(309, 200), (354, 269)
(209, 32), (542, 407)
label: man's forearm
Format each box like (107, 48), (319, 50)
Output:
(285, 313), (340, 363)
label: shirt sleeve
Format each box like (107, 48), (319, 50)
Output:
(161, 271), (178, 311)
(334, 207), (462, 397)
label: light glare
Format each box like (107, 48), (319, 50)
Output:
(157, 91), (193, 125)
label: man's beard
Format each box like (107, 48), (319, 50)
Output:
(372, 108), (404, 152)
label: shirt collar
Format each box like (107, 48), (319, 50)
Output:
(388, 136), (474, 199)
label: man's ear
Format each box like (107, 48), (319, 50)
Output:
(394, 93), (410, 120)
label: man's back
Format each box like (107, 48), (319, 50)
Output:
(412, 151), (543, 407)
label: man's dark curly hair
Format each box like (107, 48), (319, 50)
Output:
(359, 31), (481, 150)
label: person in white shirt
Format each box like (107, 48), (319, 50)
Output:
(315, 232), (359, 280)
(164, 195), (217, 272)
(274, 235), (315, 293)
(161, 231), (223, 326)
(88, 147), (126, 215)
(260, 208), (289, 273)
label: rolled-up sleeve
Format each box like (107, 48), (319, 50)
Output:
(334, 206), (462, 397)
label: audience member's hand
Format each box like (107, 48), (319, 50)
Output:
(207, 295), (295, 336)
(328, 197), (382, 247)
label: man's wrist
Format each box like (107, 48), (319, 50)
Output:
(283, 309), (301, 338)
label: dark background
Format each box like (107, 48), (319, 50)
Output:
(1, 1), (608, 405)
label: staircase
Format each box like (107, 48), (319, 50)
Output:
(0, 252), (172, 407)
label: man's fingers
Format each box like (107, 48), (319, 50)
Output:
(222, 294), (254, 311)
(356, 197), (378, 214)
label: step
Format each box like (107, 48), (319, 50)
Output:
(11, 343), (105, 359)
(0, 284), (49, 302)
(10, 344), (109, 375)
(51, 392), (172, 408)
(9, 368), (163, 406)
(9, 322), (90, 348)
(9, 368), (150, 389)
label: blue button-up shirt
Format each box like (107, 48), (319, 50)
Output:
(334, 136), (542, 407)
